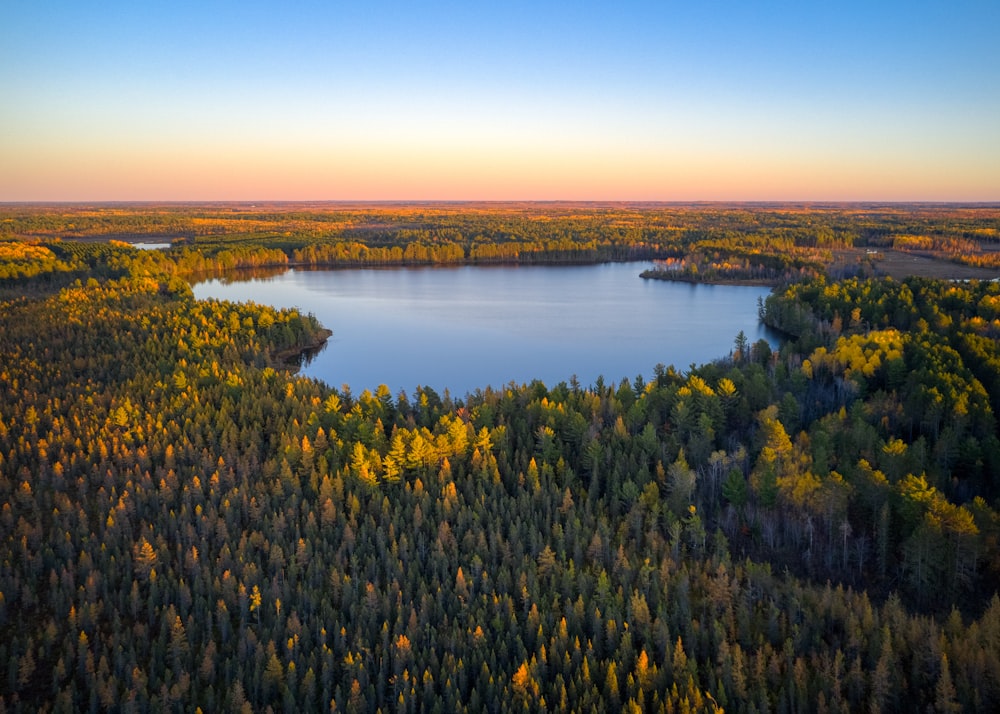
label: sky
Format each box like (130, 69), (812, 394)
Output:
(2, 1), (998, 202)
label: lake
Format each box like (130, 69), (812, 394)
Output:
(193, 263), (778, 397)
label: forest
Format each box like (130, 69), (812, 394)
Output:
(3, 202), (999, 284)
(2, 203), (1000, 712)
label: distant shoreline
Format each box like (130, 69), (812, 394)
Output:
(4, 200), (1000, 209)
(639, 269), (779, 287)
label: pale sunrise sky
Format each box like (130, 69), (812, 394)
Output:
(2, 1), (998, 201)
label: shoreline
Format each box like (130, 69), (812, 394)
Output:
(639, 269), (779, 287)
(269, 328), (333, 372)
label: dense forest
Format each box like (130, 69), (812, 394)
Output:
(3, 202), (999, 284)
(2, 204), (1000, 712)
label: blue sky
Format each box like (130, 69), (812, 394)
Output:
(2, 1), (998, 200)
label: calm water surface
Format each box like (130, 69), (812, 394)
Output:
(193, 263), (778, 397)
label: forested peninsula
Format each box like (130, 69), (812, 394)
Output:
(2, 203), (1000, 712)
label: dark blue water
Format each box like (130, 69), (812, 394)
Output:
(193, 263), (777, 397)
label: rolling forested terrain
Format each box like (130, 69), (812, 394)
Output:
(2, 204), (1000, 712)
(3, 202), (999, 284)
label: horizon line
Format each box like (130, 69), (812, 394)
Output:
(3, 199), (999, 208)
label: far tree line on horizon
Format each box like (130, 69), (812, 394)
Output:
(2, 203), (999, 287)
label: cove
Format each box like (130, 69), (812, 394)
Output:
(193, 263), (778, 397)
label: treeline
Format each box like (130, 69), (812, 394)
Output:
(5, 203), (999, 283)
(4, 203), (996, 250)
(640, 249), (830, 286)
(292, 239), (649, 267)
(2, 242), (1000, 711)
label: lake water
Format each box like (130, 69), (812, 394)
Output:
(193, 263), (778, 397)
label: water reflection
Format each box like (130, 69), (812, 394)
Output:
(293, 339), (329, 371)
(189, 266), (290, 286)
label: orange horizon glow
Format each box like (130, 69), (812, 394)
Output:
(4, 135), (998, 203)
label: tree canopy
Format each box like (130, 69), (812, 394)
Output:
(2, 206), (1000, 712)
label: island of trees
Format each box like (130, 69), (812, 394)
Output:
(1, 202), (999, 712)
